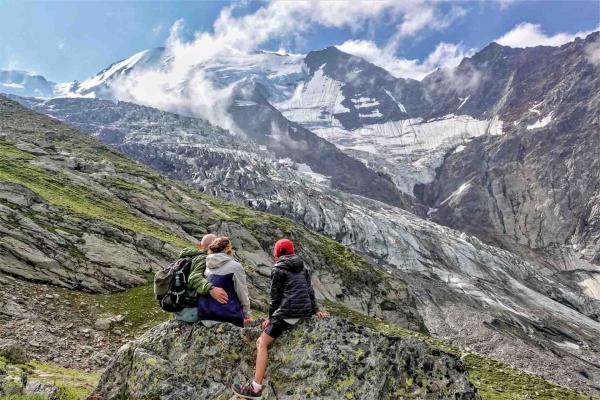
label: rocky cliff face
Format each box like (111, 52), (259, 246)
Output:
(91, 318), (478, 400)
(421, 32), (600, 271)
(227, 81), (416, 210)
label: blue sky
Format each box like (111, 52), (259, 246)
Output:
(1, 0), (598, 82)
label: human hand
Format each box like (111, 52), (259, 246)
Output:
(209, 287), (229, 304)
(315, 310), (329, 319)
(261, 319), (270, 330)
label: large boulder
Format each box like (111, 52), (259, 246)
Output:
(91, 318), (478, 399)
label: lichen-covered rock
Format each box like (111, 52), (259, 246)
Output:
(0, 358), (26, 396)
(91, 318), (478, 400)
(24, 380), (60, 398)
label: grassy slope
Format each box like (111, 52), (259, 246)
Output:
(0, 139), (189, 248)
(0, 356), (99, 400)
(0, 97), (594, 399)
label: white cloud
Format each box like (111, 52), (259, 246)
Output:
(105, 0), (466, 126)
(152, 24), (163, 37)
(1, 46), (26, 72)
(585, 39), (600, 67)
(495, 22), (599, 48)
(337, 39), (473, 80)
(385, 4), (467, 52)
(496, 0), (517, 10)
(336, 3), (469, 80)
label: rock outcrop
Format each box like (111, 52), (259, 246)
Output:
(92, 318), (478, 400)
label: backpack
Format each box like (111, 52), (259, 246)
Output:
(154, 257), (196, 312)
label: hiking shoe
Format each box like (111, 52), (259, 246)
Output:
(232, 382), (263, 399)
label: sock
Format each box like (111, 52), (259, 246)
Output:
(252, 381), (263, 392)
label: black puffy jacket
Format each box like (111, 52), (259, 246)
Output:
(269, 254), (318, 319)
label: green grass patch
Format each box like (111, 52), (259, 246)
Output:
(65, 283), (171, 336)
(27, 360), (100, 400)
(324, 301), (591, 400)
(0, 145), (190, 248)
(109, 177), (150, 193)
(0, 356), (99, 400)
(0, 139), (35, 160)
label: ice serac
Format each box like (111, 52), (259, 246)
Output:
(14, 95), (600, 395)
(91, 318), (478, 400)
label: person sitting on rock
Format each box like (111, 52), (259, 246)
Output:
(197, 236), (253, 327)
(233, 238), (328, 399)
(174, 234), (229, 323)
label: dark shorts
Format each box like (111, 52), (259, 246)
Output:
(263, 318), (294, 339)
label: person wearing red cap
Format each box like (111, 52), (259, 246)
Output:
(233, 238), (328, 399)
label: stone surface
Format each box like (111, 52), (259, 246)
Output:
(91, 318), (478, 400)
(0, 360), (26, 396)
(0, 339), (28, 364)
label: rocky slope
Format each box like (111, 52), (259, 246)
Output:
(91, 318), (478, 400)
(9, 95), (600, 395)
(1, 96), (599, 398)
(0, 95), (423, 372)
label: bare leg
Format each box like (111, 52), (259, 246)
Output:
(254, 332), (274, 385)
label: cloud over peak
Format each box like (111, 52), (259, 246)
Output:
(495, 22), (599, 48)
(105, 0), (470, 124)
(337, 40), (473, 80)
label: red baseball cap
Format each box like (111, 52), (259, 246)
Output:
(274, 239), (295, 258)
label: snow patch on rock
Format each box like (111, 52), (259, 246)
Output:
(384, 89), (407, 113)
(579, 276), (600, 300)
(527, 112), (553, 130)
(276, 65), (349, 130)
(457, 95), (470, 111)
